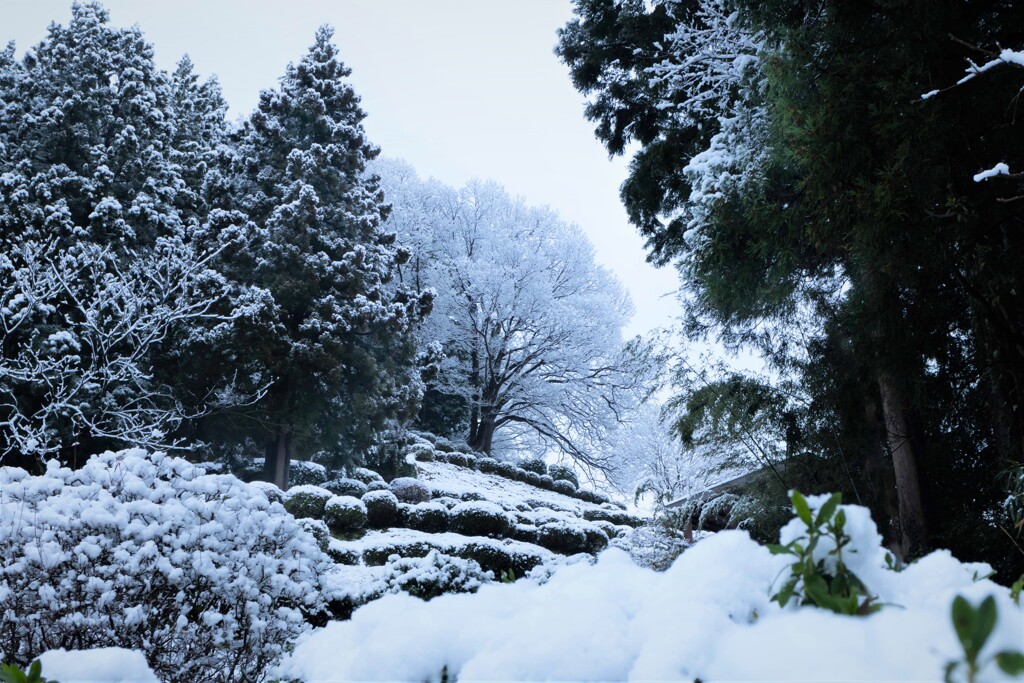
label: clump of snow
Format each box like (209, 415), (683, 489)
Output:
(276, 500), (1024, 682)
(973, 162), (1011, 182)
(37, 647), (159, 683)
(0, 449), (334, 681)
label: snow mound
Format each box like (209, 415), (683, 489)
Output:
(38, 647), (158, 683)
(276, 501), (1024, 682)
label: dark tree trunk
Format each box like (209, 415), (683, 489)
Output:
(877, 370), (927, 559)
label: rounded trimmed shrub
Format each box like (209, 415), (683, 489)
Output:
(322, 477), (368, 498)
(522, 471), (545, 489)
(323, 496), (368, 534)
(459, 491), (487, 502)
(408, 502), (451, 533)
(450, 501), (512, 538)
(389, 477), (432, 504)
(552, 479), (578, 496)
(582, 508), (645, 527)
(363, 490), (401, 528)
(288, 460), (331, 486)
(362, 541), (435, 566)
(582, 525), (610, 554)
(284, 485), (333, 519)
(593, 520), (621, 539)
(538, 474), (556, 490)
(547, 464), (579, 488)
(348, 467), (385, 485)
(433, 496), (461, 509)
(475, 457), (500, 475)
(536, 522), (590, 555)
(495, 461), (519, 479)
(328, 545), (361, 565)
(519, 457), (547, 475)
(365, 480), (389, 492)
(446, 452), (474, 468)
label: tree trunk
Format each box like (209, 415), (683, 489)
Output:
(863, 394), (902, 553)
(467, 412), (496, 455)
(877, 370), (927, 558)
(272, 429), (291, 490)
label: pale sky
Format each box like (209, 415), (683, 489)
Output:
(0, 0), (682, 336)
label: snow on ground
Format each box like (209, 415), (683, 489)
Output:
(417, 460), (612, 514)
(276, 501), (1024, 682)
(38, 648), (158, 683)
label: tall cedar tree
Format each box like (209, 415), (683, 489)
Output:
(559, 0), (1024, 568)
(231, 28), (429, 489)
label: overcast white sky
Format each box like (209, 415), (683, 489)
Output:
(1, 0), (683, 336)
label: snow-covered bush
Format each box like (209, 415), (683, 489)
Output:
(348, 467), (385, 485)
(322, 477), (369, 498)
(459, 491), (487, 502)
(475, 457), (500, 475)
(537, 521), (590, 555)
(389, 477), (432, 504)
(495, 461), (519, 480)
(363, 490), (401, 528)
(380, 550), (493, 601)
(521, 471), (546, 489)
(406, 443), (436, 462)
(593, 520), (621, 539)
(538, 474), (556, 490)
(519, 458), (547, 476)
(365, 480), (389, 492)
(547, 464), (579, 488)
(552, 479), (578, 496)
(284, 485), (333, 519)
(0, 450), (332, 681)
(450, 541), (547, 578)
(512, 524), (541, 545)
(446, 452), (475, 468)
(450, 502), (512, 538)
(433, 496), (461, 509)
(323, 496), (368, 535)
(583, 508), (645, 527)
(298, 518), (331, 552)
(250, 480), (285, 504)
(288, 460), (330, 486)
(408, 502), (451, 533)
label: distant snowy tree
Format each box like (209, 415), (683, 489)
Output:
(230, 29), (429, 488)
(377, 162), (640, 469)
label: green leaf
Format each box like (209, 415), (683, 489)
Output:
(943, 660), (958, 683)
(791, 491), (813, 526)
(995, 651), (1024, 675)
(951, 595), (975, 655)
(27, 662), (40, 683)
(815, 493), (842, 527)
(833, 509), (846, 533)
(973, 596), (997, 655)
(766, 543), (792, 556)
(1011, 574), (1024, 605)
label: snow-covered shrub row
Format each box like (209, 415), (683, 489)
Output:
(552, 479), (578, 496)
(0, 450), (333, 681)
(389, 476), (432, 503)
(341, 529), (555, 577)
(547, 463), (579, 488)
(276, 499), (1024, 682)
(583, 506), (645, 527)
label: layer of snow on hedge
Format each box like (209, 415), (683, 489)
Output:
(277, 498), (1023, 682)
(38, 647), (158, 683)
(417, 460), (608, 514)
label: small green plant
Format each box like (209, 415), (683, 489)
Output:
(945, 595), (1024, 683)
(0, 660), (55, 683)
(768, 491), (879, 615)
(1010, 575), (1024, 606)
(499, 568), (517, 583)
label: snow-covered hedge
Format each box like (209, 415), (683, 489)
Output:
(408, 502), (451, 533)
(322, 477), (368, 498)
(0, 450), (332, 681)
(380, 550), (493, 601)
